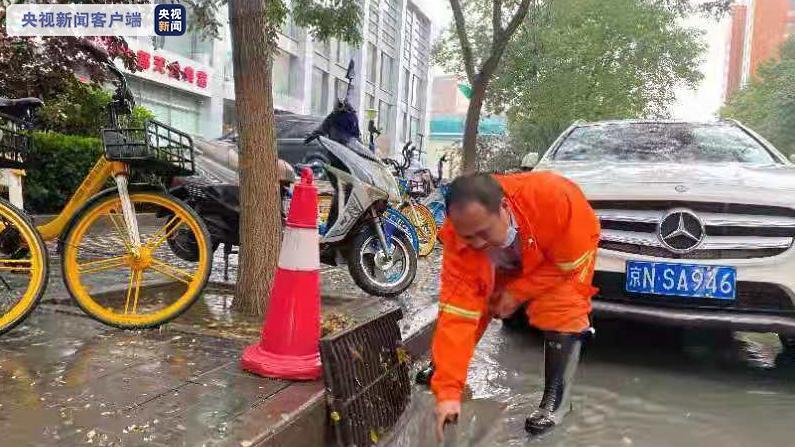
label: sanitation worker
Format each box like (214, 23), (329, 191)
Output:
(419, 171), (600, 440)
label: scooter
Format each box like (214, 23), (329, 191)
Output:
(171, 62), (419, 297)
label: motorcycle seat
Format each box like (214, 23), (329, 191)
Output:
(0, 97), (44, 120)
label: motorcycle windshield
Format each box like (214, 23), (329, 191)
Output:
(317, 136), (401, 202)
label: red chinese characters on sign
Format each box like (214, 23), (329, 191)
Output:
(167, 62), (181, 80)
(133, 49), (208, 89)
(196, 71), (208, 88)
(153, 55), (166, 74)
(136, 50), (150, 70)
(182, 66), (194, 83)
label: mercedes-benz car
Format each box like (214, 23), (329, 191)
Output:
(526, 120), (795, 346)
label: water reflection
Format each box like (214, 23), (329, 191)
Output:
(389, 319), (795, 447)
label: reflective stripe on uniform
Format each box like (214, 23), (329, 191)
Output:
(439, 303), (481, 320)
(556, 250), (594, 272)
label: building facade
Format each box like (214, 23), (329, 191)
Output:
(117, 1), (432, 158)
(723, 0), (795, 100)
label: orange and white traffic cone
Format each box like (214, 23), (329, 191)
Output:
(241, 168), (322, 380)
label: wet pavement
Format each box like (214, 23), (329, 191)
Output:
(388, 319), (795, 447)
(1, 246), (441, 446)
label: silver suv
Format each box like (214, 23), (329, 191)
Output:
(527, 120), (795, 347)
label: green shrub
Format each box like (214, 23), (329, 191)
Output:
(25, 132), (104, 214)
(38, 80), (155, 137)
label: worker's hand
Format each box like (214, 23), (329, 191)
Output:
(489, 290), (522, 318)
(435, 400), (461, 442)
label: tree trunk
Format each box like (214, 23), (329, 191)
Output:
(461, 81), (488, 174)
(228, 0), (281, 315)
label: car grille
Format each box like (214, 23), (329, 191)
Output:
(594, 271), (795, 313)
(593, 200), (795, 260)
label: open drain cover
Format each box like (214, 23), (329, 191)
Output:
(320, 307), (411, 446)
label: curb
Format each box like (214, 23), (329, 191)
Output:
(255, 305), (438, 447)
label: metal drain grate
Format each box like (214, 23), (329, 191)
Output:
(321, 308), (411, 446)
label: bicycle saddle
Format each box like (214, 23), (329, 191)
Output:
(0, 97), (44, 120)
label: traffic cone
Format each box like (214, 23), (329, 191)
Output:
(241, 168), (322, 380)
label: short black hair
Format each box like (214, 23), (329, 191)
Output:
(445, 173), (504, 214)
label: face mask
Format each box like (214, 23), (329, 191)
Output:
(501, 215), (518, 248)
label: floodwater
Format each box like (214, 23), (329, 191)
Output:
(388, 319), (795, 447)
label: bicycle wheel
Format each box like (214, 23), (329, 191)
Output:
(60, 191), (211, 329)
(0, 198), (48, 336)
(398, 203), (437, 257)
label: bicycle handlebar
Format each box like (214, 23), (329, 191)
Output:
(79, 38), (134, 115)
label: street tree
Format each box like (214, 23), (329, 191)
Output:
(436, 0), (536, 173)
(1, 1), (362, 316)
(721, 36), (795, 156)
(494, 0), (707, 155)
(435, 0), (731, 169)
(191, 0), (361, 315)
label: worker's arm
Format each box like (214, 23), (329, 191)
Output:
(430, 243), (487, 402)
(503, 177), (600, 298)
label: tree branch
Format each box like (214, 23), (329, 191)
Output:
(503, 0), (533, 43)
(449, 0), (476, 84)
(481, 0), (534, 81)
(492, 0), (503, 41)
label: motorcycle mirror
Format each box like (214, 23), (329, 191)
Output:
(345, 60), (355, 81)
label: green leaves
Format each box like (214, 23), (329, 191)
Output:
(25, 132), (104, 214)
(722, 37), (795, 156)
(292, 0), (362, 45)
(493, 0), (706, 153)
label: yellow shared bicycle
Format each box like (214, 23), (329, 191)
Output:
(0, 42), (212, 335)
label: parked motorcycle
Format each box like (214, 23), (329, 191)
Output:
(171, 61), (419, 297)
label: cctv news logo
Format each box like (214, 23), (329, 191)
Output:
(154, 4), (186, 37)
(6, 4), (187, 37)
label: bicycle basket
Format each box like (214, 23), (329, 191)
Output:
(0, 124), (29, 169)
(102, 120), (194, 176)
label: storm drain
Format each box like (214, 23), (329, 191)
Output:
(320, 308), (411, 446)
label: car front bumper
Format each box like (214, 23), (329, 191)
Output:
(593, 247), (795, 334)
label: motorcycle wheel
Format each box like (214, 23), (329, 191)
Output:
(347, 229), (417, 297)
(167, 227), (220, 262)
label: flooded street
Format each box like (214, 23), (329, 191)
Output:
(389, 319), (795, 447)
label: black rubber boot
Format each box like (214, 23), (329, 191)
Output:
(525, 331), (583, 436)
(415, 361), (435, 386)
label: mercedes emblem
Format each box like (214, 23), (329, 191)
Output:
(658, 209), (705, 253)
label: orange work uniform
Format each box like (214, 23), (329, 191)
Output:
(431, 171), (601, 402)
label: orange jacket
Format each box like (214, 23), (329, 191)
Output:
(431, 171), (600, 402)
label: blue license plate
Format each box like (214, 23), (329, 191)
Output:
(625, 261), (736, 300)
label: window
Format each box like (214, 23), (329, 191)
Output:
(552, 123), (778, 164)
(315, 39), (330, 59)
(311, 68), (329, 115)
(416, 78), (425, 109)
(280, 11), (301, 40)
(129, 78), (200, 135)
(410, 75), (418, 106)
(336, 40), (350, 65)
(365, 94), (375, 112)
(367, 43), (378, 83)
(401, 112), (408, 141)
(154, 32), (213, 65)
(402, 68), (410, 102)
(380, 53), (394, 92)
(378, 101), (391, 131)
(410, 117), (420, 144)
(335, 78), (349, 101)
(273, 52), (291, 97)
